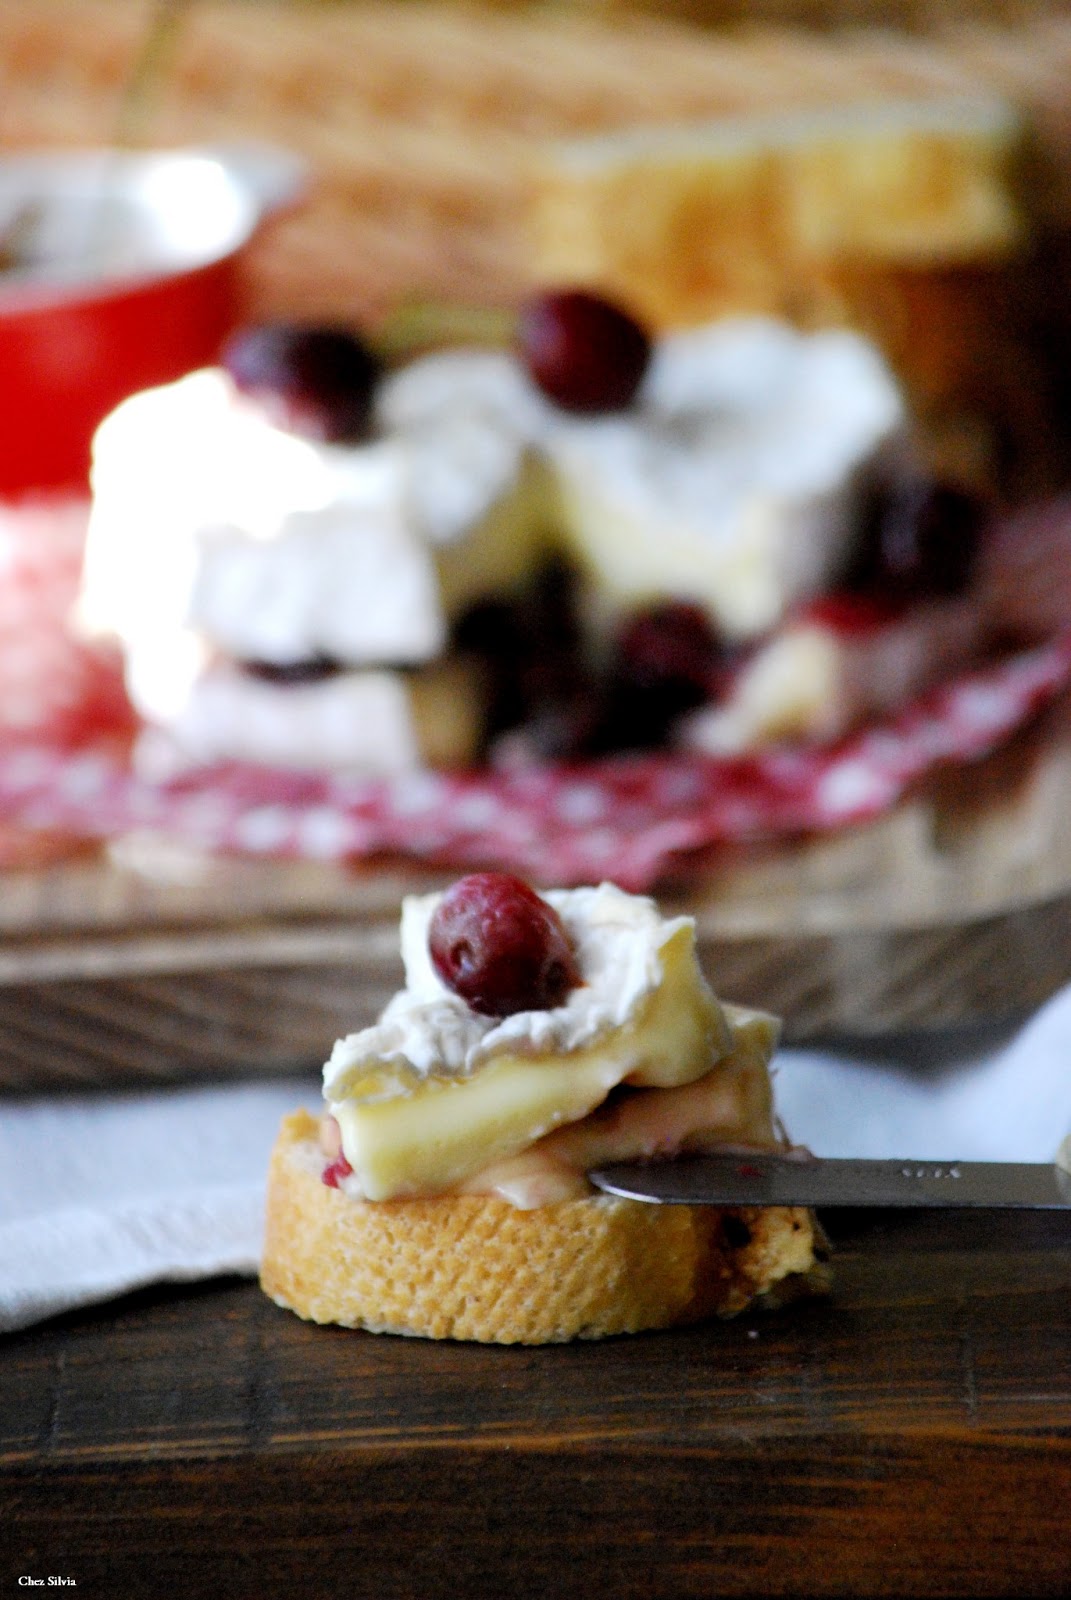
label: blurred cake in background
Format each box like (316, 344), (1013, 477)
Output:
(79, 327), (552, 776)
(525, 92), (1026, 479)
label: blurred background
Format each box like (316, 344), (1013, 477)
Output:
(0, 2), (1068, 316)
(5, 0), (1071, 869)
(5, 0), (1071, 489)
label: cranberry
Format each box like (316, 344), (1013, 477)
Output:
(614, 601), (722, 695)
(428, 873), (581, 1017)
(518, 289), (651, 413)
(802, 591), (910, 637)
(222, 322), (380, 443)
(846, 475), (986, 601)
(242, 654), (341, 685)
(455, 560), (594, 757)
(583, 600), (727, 753)
(322, 1152), (353, 1188)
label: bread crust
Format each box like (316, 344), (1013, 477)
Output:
(261, 1110), (826, 1343)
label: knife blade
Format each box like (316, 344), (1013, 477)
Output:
(589, 1153), (1071, 1210)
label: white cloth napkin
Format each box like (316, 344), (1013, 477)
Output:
(0, 1075), (320, 1334)
(2, 984), (1071, 1335)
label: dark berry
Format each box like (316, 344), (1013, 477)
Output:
(428, 873), (581, 1018)
(322, 1152), (353, 1188)
(614, 600), (721, 695)
(242, 654), (341, 685)
(518, 289), (651, 413)
(455, 559), (591, 752)
(583, 600), (726, 753)
(846, 475), (987, 601)
(802, 591), (910, 637)
(222, 323), (380, 443)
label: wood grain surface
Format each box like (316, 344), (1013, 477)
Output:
(2, 1209), (1069, 1598)
(4, 691), (1071, 1088)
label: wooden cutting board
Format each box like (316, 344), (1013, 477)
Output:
(3, 689), (1071, 1089)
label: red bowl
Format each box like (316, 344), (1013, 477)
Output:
(0, 147), (298, 500)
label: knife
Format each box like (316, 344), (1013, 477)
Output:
(589, 1152), (1071, 1210)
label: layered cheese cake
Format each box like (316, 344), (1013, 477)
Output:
(545, 316), (906, 643)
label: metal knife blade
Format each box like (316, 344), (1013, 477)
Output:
(589, 1153), (1071, 1210)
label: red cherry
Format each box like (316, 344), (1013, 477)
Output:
(222, 322), (380, 443)
(428, 873), (581, 1018)
(802, 591), (910, 637)
(518, 289), (651, 413)
(579, 600), (729, 753)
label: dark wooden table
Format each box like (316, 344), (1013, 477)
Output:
(3, 1210), (1069, 1599)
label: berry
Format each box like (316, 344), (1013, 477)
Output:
(518, 289), (651, 413)
(846, 475), (986, 601)
(242, 654), (341, 685)
(455, 560), (593, 757)
(222, 322), (380, 443)
(802, 591), (910, 637)
(322, 1152), (354, 1189)
(586, 600), (726, 753)
(614, 600), (721, 695)
(428, 873), (581, 1017)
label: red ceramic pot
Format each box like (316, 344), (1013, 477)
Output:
(0, 146), (299, 500)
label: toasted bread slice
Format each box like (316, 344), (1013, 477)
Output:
(524, 95), (1024, 335)
(261, 1110), (828, 1344)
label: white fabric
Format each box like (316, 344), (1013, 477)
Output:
(774, 984), (1071, 1161)
(0, 1076), (319, 1333)
(3, 985), (1071, 1334)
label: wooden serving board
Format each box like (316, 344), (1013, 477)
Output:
(3, 690), (1071, 1090)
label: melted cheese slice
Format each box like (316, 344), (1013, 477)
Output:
(459, 1002), (781, 1207)
(330, 919), (730, 1200)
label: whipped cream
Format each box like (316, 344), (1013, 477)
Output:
(324, 881), (700, 1092)
(187, 503), (445, 667)
(81, 369), (441, 666)
(376, 349), (548, 547)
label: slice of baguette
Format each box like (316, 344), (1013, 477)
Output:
(261, 1110), (828, 1344)
(524, 95), (1025, 335)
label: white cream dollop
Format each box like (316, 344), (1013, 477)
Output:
(375, 349), (549, 548)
